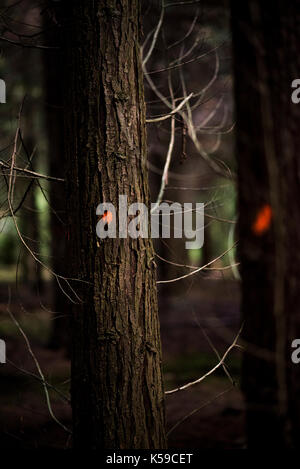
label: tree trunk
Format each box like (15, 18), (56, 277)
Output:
(21, 49), (42, 293)
(43, 21), (69, 352)
(62, 0), (167, 449)
(231, 0), (300, 448)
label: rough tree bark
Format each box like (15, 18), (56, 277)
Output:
(232, 0), (300, 448)
(62, 0), (167, 449)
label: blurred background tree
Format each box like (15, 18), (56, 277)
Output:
(232, 0), (300, 448)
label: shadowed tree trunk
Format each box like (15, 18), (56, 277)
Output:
(62, 0), (167, 449)
(21, 44), (42, 293)
(232, 0), (300, 448)
(43, 16), (69, 351)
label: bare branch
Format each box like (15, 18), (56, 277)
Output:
(142, 2), (164, 67)
(167, 386), (233, 436)
(0, 159), (65, 182)
(146, 92), (193, 123)
(6, 290), (71, 434)
(157, 242), (237, 284)
(165, 324), (243, 395)
(0, 35), (59, 49)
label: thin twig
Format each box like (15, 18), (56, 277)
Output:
(165, 324), (243, 395)
(0, 159), (65, 182)
(6, 289), (71, 434)
(157, 242), (237, 284)
(167, 386), (233, 436)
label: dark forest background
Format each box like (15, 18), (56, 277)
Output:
(0, 0), (299, 449)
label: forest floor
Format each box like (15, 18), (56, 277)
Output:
(0, 279), (245, 449)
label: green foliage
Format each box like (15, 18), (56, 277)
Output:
(187, 181), (238, 273)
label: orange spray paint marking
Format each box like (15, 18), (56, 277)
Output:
(96, 210), (113, 248)
(102, 210), (113, 225)
(252, 204), (272, 235)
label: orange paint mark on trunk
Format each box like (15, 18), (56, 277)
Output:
(102, 210), (113, 225)
(252, 204), (272, 235)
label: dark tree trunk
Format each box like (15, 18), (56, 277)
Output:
(43, 23), (69, 351)
(62, 0), (166, 449)
(231, 0), (300, 448)
(21, 47), (42, 293)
